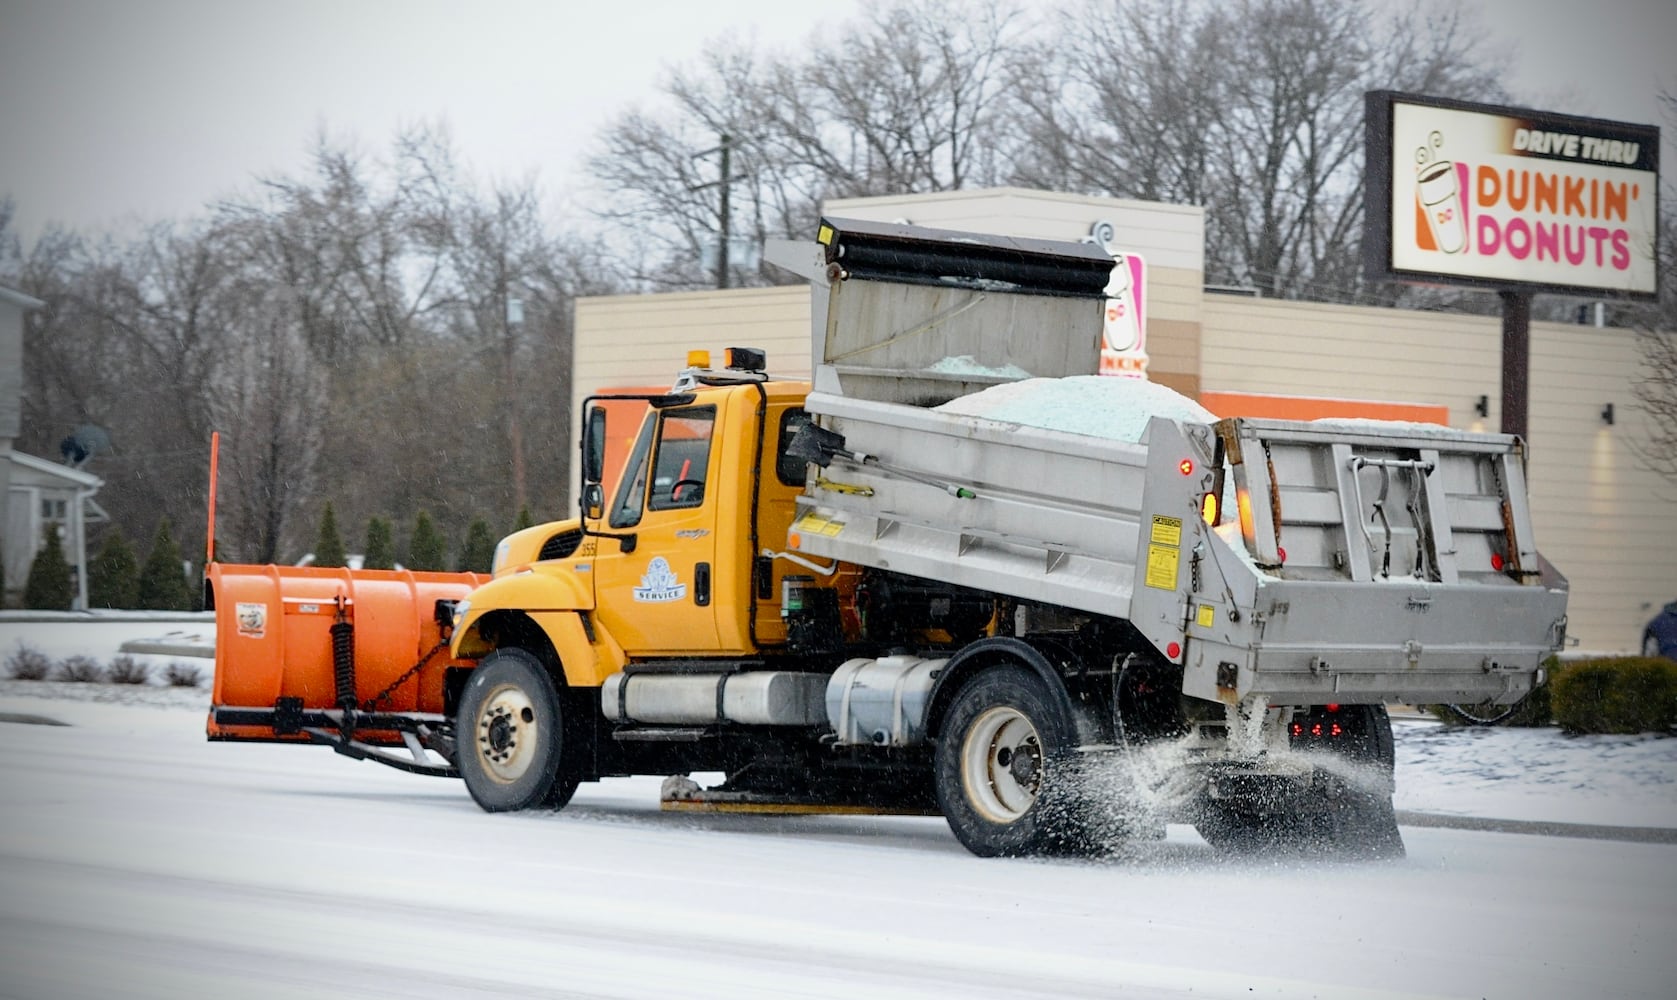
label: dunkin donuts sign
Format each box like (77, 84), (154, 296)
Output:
(1366, 91), (1660, 298)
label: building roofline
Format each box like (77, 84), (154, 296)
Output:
(823, 186), (1206, 220)
(7, 450), (104, 489)
(0, 285), (46, 310)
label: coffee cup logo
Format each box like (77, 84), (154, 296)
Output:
(1414, 131), (1466, 254)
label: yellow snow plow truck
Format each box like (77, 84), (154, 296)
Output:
(209, 218), (1569, 858)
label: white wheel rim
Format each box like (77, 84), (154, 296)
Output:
(961, 706), (1043, 823)
(474, 683), (539, 784)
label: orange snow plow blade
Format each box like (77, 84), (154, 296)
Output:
(206, 563), (487, 775)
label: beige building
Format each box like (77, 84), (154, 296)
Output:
(574, 188), (1675, 653)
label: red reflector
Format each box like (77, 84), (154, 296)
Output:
(1326, 703), (1339, 712)
(1166, 641), (1181, 659)
(1179, 458), (1194, 476)
(1491, 553), (1505, 571)
(1277, 547), (1287, 563)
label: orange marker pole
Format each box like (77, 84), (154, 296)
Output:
(206, 431), (220, 565)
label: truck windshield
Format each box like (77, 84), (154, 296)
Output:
(609, 415), (656, 529)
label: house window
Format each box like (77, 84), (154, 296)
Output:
(40, 498), (67, 521)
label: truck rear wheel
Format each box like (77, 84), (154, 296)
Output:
(934, 666), (1085, 857)
(457, 648), (579, 812)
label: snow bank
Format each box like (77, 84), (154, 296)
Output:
(1392, 720), (1677, 828)
(935, 375), (1215, 443)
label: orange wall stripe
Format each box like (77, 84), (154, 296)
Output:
(1199, 391), (1451, 426)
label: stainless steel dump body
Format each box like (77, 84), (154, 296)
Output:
(774, 218), (1568, 707)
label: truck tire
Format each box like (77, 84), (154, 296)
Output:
(1197, 704), (1403, 859)
(933, 665), (1086, 857)
(457, 648), (579, 812)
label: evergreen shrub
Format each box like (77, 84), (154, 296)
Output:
(1550, 657), (1677, 734)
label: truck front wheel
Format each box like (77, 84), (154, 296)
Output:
(934, 666), (1085, 856)
(457, 648), (579, 812)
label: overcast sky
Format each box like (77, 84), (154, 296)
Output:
(0, 0), (1671, 243)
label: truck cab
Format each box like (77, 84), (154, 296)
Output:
(451, 351), (820, 677)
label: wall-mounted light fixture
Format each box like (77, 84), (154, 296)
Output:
(1601, 403), (1615, 426)
(1474, 394), (1489, 418)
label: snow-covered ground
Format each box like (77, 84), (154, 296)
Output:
(3, 618), (1676, 998)
(5, 617), (1673, 830)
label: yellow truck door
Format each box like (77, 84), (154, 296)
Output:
(590, 404), (723, 655)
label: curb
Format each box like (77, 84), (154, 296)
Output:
(1395, 810), (1677, 844)
(117, 639), (215, 659)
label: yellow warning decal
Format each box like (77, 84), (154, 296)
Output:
(818, 223), (835, 245)
(1150, 515), (1182, 547)
(792, 513), (845, 538)
(1145, 544), (1179, 590)
(1197, 604), (1215, 628)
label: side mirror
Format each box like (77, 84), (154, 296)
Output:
(583, 482), (604, 521)
(583, 407), (606, 486)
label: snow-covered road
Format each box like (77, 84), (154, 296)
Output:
(2, 694), (1674, 1000)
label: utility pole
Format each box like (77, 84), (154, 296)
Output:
(505, 294), (527, 513)
(690, 134), (735, 289)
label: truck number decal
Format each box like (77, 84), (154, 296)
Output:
(633, 557), (688, 603)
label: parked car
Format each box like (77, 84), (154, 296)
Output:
(1645, 602), (1677, 659)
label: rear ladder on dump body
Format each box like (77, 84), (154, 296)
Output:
(1180, 416), (1568, 708)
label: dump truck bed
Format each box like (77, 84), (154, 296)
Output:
(792, 393), (1566, 707)
(781, 218), (1567, 708)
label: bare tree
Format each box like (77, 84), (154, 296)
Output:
(215, 295), (324, 563)
(588, 43), (807, 289)
(587, 0), (1034, 290)
(1634, 314), (1677, 484)
(1014, 0), (1504, 300)
(219, 128), (453, 362)
(759, 0), (1028, 198)
(1012, 0), (1228, 205)
(11, 221), (242, 561)
(441, 178), (556, 515)
(1628, 92), (1677, 484)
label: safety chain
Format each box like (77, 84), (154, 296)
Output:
(361, 640), (450, 711)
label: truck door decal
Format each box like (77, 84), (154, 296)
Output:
(633, 557), (688, 603)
